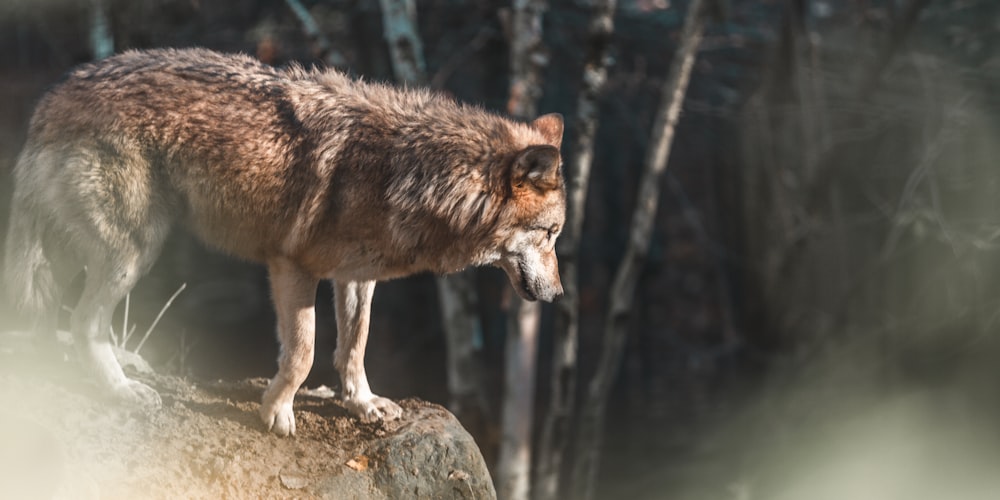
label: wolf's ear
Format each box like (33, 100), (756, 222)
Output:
(512, 145), (561, 191)
(531, 113), (564, 147)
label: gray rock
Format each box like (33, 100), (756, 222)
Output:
(0, 352), (495, 499)
(314, 402), (496, 500)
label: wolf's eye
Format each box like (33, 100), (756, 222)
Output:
(534, 225), (559, 242)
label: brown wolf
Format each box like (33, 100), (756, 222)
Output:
(3, 48), (565, 435)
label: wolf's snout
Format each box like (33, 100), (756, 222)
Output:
(528, 283), (562, 303)
(541, 274), (564, 302)
(545, 282), (564, 302)
(497, 254), (564, 302)
(531, 269), (563, 302)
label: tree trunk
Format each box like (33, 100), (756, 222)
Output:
(570, 0), (707, 498)
(376, 0), (488, 424)
(497, 297), (541, 500)
(377, 0), (426, 83)
(497, 0), (549, 497)
(532, 0), (617, 498)
(436, 273), (487, 414)
(89, 0), (113, 60)
(505, 0), (547, 119)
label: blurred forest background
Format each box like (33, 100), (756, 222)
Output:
(1, 0), (999, 498)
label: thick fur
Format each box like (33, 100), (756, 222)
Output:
(3, 48), (565, 435)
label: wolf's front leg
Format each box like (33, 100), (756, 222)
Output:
(333, 280), (403, 422)
(260, 259), (319, 436)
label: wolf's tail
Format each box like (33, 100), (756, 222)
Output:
(3, 180), (59, 319)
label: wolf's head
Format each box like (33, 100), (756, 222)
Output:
(494, 113), (566, 302)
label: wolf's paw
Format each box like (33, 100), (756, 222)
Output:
(111, 380), (162, 408)
(261, 401), (296, 437)
(344, 394), (403, 423)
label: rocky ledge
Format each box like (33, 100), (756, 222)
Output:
(0, 333), (496, 499)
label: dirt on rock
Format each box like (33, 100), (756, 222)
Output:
(0, 336), (495, 500)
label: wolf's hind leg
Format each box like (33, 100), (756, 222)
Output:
(72, 258), (160, 407)
(260, 258), (319, 436)
(333, 280), (402, 422)
(55, 142), (171, 406)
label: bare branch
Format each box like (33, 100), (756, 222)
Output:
(135, 283), (186, 355)
(121, 292), (130, 345)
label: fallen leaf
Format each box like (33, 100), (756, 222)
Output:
(345, 455), (369, 471)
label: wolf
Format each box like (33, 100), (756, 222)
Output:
(3, 48), (565, 435)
